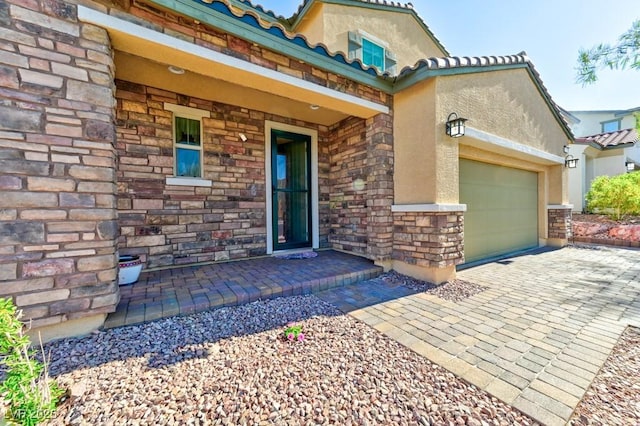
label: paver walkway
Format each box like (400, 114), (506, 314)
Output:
(105, 250), (382, 328)
(317, 245), (640, 425)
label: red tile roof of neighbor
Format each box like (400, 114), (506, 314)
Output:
(575, 128), (639, 149)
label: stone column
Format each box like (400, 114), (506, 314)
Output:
(392, 207), (465, 284)
(365, 113), (394, 265)
(547, 205), (572, 247)
(0, 0), (119, 341)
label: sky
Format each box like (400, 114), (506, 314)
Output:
(253, 0), (640, 111)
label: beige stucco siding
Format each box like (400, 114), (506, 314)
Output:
(295, 3), (445, 71)
(394, 78), (441, 204)
(395, 69), (570, 206)
(436, 69), (570, 155)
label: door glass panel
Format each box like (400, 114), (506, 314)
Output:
(272, 131), (311, 250)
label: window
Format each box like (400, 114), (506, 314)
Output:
(601, 119), (621, 133)
(174, 116), (202, 177)
(347, 31), (397, 75)
(362, 38), (385, 70)
(164, 103), (210, 181)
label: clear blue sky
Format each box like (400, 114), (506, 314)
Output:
(253, 0), (640, 111)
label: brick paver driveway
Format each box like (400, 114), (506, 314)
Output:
(318, 246), (640, 425)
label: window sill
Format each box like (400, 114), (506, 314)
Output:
(166, 177), (212, 187)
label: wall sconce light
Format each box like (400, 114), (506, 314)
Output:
(239, 133), (248, 142)
(446, 112), (467, 138)
(565, 155), (578, 169)
(626, 161), (635, 172)
(563, 145), (570, 154)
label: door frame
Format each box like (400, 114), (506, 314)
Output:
(265, 121), (319, 254)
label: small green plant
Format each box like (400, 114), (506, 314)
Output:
(283, 323), (305, 342)
(586, 172), (640, 220)
(0, 298), (62, 426)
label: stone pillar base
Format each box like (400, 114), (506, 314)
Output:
(391, 205), (465, 284)
(547, 205), (572, 246)
(392, 261), (455, 284)
(27, 314), (106, 344)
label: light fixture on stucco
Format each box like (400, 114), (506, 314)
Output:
(626, 161), (635, 172)
(563, 145), (570, 154)
(445, 112), (467, 138)
(168, 65), (185, 75)
(565, 155), (578, 169)
(310, 104), (320, 110)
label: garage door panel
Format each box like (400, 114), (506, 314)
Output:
(460, 159), (538, 263)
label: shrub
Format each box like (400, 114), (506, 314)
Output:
(586, 172), (640, 220)
(0, 298), (62, 425)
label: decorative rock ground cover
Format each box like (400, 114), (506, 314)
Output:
(570, 326), (640, 425)
(25, 270), (640, 425)
(45, 295), (535, 425)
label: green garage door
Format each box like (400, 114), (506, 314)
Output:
(460, 159), (538, 264)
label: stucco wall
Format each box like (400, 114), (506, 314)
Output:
(393, 79), (439, 204)
(567, 144), (588, 212)
(295, 3), (445, 71)
(437, 69), (571, 155)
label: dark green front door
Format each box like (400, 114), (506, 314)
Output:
(271, 130), (312, 250)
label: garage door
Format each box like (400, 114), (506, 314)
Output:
(460, 159), (538, 263)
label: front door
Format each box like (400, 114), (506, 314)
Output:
(271, 130), (312, 251)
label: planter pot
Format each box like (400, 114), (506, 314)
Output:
(118, 255), (143, 286)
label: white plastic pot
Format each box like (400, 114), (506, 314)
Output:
(118, 255), (142, 285)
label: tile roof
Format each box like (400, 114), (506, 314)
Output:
(199, 0), (382, 76)
(575, 128), (639, 149)
(397, 52), (530, 78)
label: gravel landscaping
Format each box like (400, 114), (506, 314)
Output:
(380, 271), (487, 302)
(44, 294), (536, 425)
(570, 326), (640, 425)
(2, 269), (633, 425)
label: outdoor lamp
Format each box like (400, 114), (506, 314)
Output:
(446, 112), (467, 138)
(626, 161), (635, 171)
(565, 155), (578, 169)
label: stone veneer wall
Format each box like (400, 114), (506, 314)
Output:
(328, 117), (369, 256)
(365, 113), (394, 261)
(548, 208), (572, 240)
(327, 113), (394, 262)
(116, 80), (334, 267)
(0, 0), (120, 328)
(392, 212), (465, 268)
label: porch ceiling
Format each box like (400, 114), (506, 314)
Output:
(78, 6), (388, 126)
(115, 53), (348, 126)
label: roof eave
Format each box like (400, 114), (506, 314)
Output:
(145, 0), (394, 92)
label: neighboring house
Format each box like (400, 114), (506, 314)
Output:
(0, 0), (573, 340)
(567, 128), (639, 212)
(569, 107), (639, 137)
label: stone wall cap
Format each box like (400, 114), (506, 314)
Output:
(547, 204), (573, 210)
(392, 204), (467, 213)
